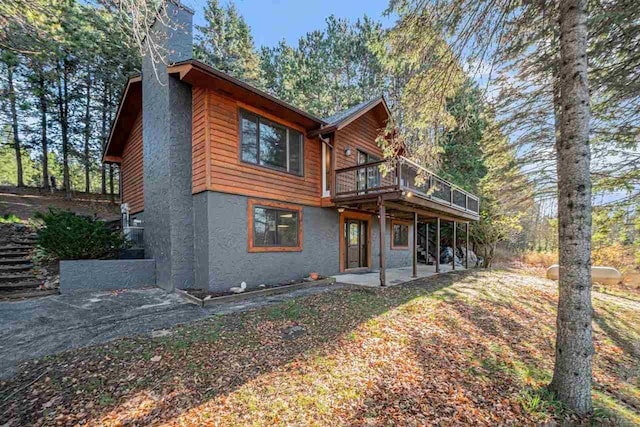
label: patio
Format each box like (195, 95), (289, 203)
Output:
(333, 263), (466, 288)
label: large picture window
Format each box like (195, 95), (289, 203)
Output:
(248, 199), (303, 252)
(391, 220), (410, 249)
(240, 109), (304, 176)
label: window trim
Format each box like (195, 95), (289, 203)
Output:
(322, 142), (332, 197)
(248, 198), (303, 252)
(391, 219), (411, 250)
(239, 108), (304, 177)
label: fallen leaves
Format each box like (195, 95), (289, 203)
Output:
(0, 270), (639, 426)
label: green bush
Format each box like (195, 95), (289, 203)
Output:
(35, 208), (124, 260)
(0, 213), (21, 223)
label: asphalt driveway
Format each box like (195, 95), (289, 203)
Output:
(0, 284), (342, 379)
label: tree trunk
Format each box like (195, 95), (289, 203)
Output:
(58, 60), (71, 199)
(100, 82), (109, 194)
(549, 0), (593, 416)
(7, 64), (24, 187)
(83, 72), (92, 194)
(39, 77), (49, 190)
(109, 164), (115, 203)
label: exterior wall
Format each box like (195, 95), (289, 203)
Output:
(334, 109), (386, 169)
(120, 112), (144, 213)
(142, 2), (195, 290)
(192, 89), (322, 206)
(193, 191), (412, 292)
(194, 191), (339, 292)
(60, 259), (155, 294)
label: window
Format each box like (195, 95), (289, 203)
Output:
(248, 199), (303, 252)
(357, 149), (380, 191)
(240, 109), (304, 176)
(392, 221), (410, 249)
(322, 143), (332, 197)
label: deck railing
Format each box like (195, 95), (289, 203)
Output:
(334, 156), (480, 215)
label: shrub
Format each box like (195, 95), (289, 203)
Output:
(0, 213), (21, 223)
(35, 208), (124, 260)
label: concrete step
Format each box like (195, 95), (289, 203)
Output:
(0, 279), (42, 290)
(0, 264), (33, 272)
(0, 258), (31, 265)
(0, 288), (58, 300)
(0, 274), (37, 284)
(0, 245), (34, 251)
(0, 251), (31, 258)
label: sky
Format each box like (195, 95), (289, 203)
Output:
(185, 0), (395, 48)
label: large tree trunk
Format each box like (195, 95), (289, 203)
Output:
(7, 64), (24, 187)
(549, 0), (593, 416)
(100, 82), (109, 194)
(39, 77), (49, 190)
(83, 72), (92, 194)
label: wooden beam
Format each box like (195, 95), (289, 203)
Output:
(436, 217), (441, 273)
(466, 222), (470, 269)
(379, 197), (386, 287)
(452, 221), (456, 271)
(412, 211), (418, 278)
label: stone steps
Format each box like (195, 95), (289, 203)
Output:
(0, 264), (33, 272)
(0, 279), (42, 290)
(0, 245), (34, 252)
(0, 251), (31, 258)
(0, 288), (58, 300)
(0, 258), (31, 265)
(0, 273), (38, 284)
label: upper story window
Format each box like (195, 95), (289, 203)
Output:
(240, 109), (304, 176)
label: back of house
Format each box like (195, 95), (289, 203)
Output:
(103, 1), (479, 292)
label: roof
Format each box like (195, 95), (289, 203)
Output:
(323, 97), (382, 126)
(103, 60), (392, 161)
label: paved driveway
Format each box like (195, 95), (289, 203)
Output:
(0, 284), (341, 379)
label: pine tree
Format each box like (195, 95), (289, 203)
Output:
(194, 0), (262, 86)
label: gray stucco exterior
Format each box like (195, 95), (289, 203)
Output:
(192, 191), (412, 292)
(60, 260), (156, 294)
(142, 2), (195, 290)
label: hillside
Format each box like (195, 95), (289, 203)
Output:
(0, 187), (120, 222)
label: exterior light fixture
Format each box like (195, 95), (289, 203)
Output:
(337, 208), (345, 213)
(406, 191), (413, 198)
(344, 144), (352, 157)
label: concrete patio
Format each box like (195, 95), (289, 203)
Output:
(333, 263), (466, 287)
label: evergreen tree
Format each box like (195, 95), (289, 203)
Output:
(194, 0), (262, 85)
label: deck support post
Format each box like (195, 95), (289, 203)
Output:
(435, 217), (440, 273)
(425, 221), (429, 265)
(412, 211), (418, 278)
(378, 197), (386, 287)
(452, 221), (456, 270)
(465, 222), (470, 269)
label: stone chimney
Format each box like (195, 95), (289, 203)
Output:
(142, 1), (195, 290)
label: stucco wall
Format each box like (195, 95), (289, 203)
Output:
(193, 191), (412, 292)
(142, 2), (194, 290)
(60, 260), (156, 294)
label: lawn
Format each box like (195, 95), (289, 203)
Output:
(1, 270), (639, 426)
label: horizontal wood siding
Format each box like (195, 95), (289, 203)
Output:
(197, 89), (322, 206)
(121, 112), (144, 213)
(335, 109), (385, 169)
(192, 86), (208, 192)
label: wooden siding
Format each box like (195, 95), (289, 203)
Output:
(193, 89), (323, 206)
(120, 112), (144, 213)
(334, 108), (385, 170)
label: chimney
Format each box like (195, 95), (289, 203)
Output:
(142, 1), (195, 290)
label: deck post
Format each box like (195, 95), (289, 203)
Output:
(435, 217), (440, 273)
(412, 211), (418, 278)
(425, 221), (429, 265)
(452, 221), (456, 270)
(378, 197), (386, 287)
(465, 222), (470, 269)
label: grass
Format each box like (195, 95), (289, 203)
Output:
(1, 270), (639, 426)
(0, 213), (21, 223)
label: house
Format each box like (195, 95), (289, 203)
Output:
(102, 1), (480, 292)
